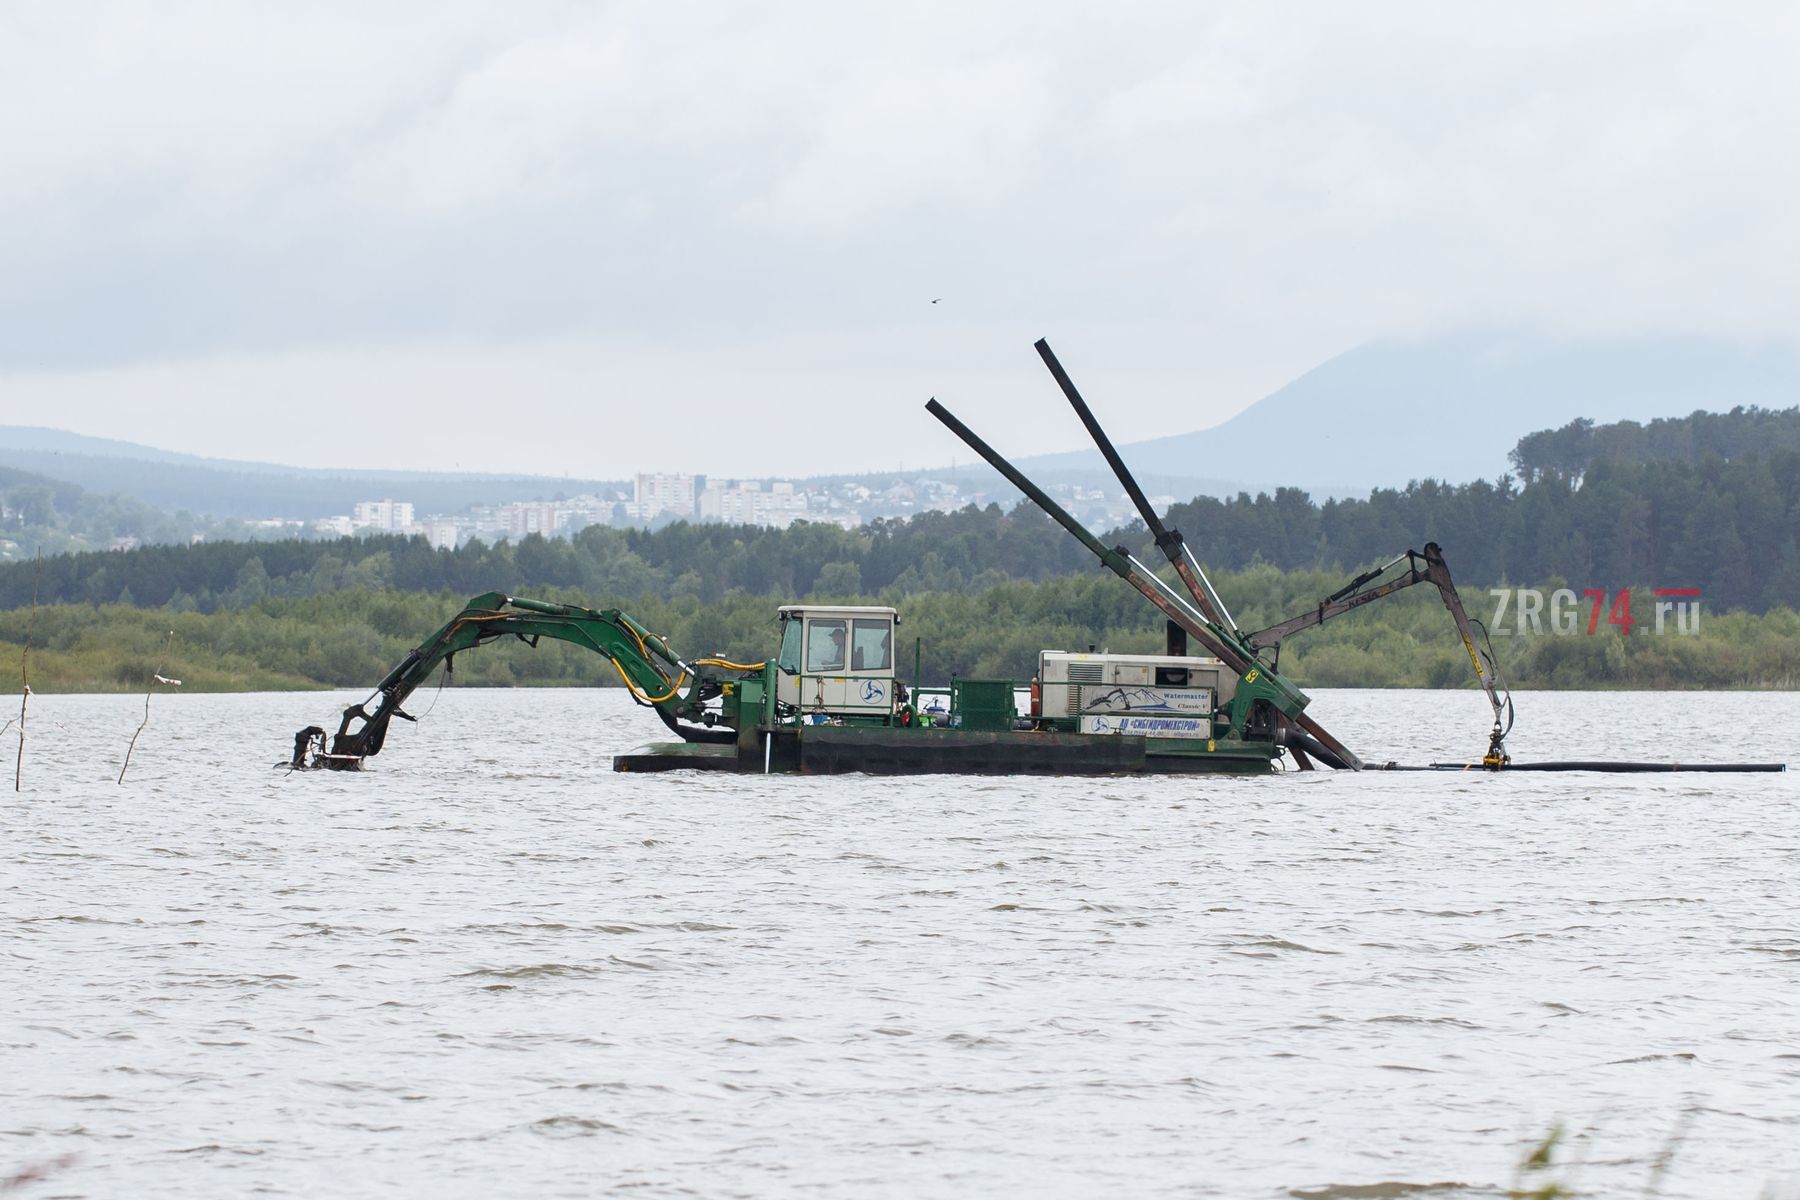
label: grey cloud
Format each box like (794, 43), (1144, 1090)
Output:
(3, 1), (1799, 472)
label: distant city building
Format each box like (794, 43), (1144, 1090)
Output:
(697, 479), (749, 523)
(630, 473), (696, 522)
(553, 493), (610, 536)
(698, 479), (809, 528)
(353, 499), (414, 531)
(499, 502), (557, 539)
(460, 504), (503, 540)
(420, 519), (459, 550)
(761, 481), (808, 527)
(274, 468), (1064, 548)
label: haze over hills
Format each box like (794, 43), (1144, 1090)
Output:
(1018, 331), (1800, 492)
(0, 427), (626, 521)
(5, 329), (1799, 524)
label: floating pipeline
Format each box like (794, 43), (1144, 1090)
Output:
(1411, 761), (1786, 773)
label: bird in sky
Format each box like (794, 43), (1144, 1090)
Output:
(930, 298), (942, 304)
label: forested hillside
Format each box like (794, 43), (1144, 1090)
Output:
(4, 431), (1796, 615)
(6, 401), (1798, 694)
(3, 571), (1795, 695)
(1510, 406), (1800, 480)
(0, 465), (240, 557)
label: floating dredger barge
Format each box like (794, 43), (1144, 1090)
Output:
(293, 340), (1783, 777)
(297, 592), (1338, 776)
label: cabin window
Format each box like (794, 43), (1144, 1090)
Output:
(805, 619), (847, 672)
(851, 619), (892, 671)
(777, 618), (802, 674)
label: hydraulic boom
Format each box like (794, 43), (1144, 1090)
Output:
(1030, 338), (1365, 769)
(1247, 544), (1514, 767)
(291, 592), (760, 769)
(925, 398), (1360, 769)
(936, 338), (1532, 771)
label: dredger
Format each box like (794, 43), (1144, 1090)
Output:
(291, 341), (1785, 777)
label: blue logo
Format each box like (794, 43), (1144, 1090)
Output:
(861, 680), (886, 702)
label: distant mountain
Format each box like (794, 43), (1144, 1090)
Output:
(1018, 330), (1800, 494)
(0, 427), (626, 520)
(0, 426), (258, 469)
(11, 329), (1799, 521)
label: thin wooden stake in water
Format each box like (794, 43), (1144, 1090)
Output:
(119, 629), (178, 785)
(15, 553), (39, 793)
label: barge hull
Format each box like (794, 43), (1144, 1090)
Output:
(614, 726), (1272, 775)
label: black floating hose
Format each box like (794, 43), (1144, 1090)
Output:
(1494, 760), (1783, 773)
(1390, 760), (1788, 773)
(1280, 725), (1351, 771)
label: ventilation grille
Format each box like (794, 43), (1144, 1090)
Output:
(1066, 663), (1104, 683)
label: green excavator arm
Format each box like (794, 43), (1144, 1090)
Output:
(293, 592), (760, 768)
(1245, 543), (1514, 766)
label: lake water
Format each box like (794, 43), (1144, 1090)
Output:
(3, 687), (1798, 1198)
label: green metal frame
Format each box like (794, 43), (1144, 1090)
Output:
(329, 592), (744, 760)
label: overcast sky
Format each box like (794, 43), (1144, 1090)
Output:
(3, 2), (1798, 478)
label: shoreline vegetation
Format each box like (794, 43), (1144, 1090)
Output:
(2, 569), (1794, 695)
(3, 408), (1797, 693)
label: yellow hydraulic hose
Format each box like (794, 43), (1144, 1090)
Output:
(611, 656), (688, 704)
(694, 657), (769, 672)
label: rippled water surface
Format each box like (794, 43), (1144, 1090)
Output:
(4, 688), (1799, 1198)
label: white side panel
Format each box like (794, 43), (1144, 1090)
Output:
(1081, 686), (1214, 715)
(800, 675), (894, 714)
(1079, 715), (1212, 739)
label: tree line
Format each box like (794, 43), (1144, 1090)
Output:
(3, 406), (1799, 617)
(3, 568), (1794, 696)
(1510, 405), (1800, 481)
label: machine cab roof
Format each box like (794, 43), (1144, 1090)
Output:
(776, 605), (898, 680)
(776, 604), (899, 621)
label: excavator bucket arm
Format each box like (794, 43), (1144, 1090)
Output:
(294, 593), (757, 769)
(1246, 544), (1514, 766)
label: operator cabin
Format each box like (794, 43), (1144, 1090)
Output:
(774, 605), (898, 716)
